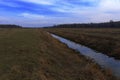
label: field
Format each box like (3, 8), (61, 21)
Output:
(0, 28), (117, 80)
(46, 28), (120, 59)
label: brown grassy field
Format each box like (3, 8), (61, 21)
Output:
(0, 28), (118, 80)
(46, 28), (120, 59)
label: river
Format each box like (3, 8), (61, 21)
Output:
(51, 34), (120, 78)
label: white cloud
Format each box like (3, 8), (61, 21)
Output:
(51, 0), (120, 22)
(99, 0), (120, 11)
(21, 13), (45, 19)
(20, 0), (57, 5)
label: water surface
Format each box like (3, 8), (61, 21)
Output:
(51, 34), (120, 78)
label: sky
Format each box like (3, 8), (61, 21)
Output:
(0, 0), (120, 27)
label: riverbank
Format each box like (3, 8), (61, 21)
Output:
(46, 28), (120, 59)
(0, 28), (117, 80)
(51, 33), (120, 78)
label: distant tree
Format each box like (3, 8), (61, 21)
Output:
(110, 20), (114, 28)
(0, 24), (22, 28)
(46, 20), (120, 28)
(110, 20), (114, 23)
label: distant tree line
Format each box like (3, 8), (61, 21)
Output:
(47, 20), (120, 28)
(0, 24), (22, 28)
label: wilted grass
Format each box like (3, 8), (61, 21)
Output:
(0, 28), (118, 80)
(46, 28), (120, 59)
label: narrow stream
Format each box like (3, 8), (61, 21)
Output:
(51, 34), (120, 78)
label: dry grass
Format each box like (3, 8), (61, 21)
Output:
(46, 28), (120, 59)
(0, 28), (118, 80)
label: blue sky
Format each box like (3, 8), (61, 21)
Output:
(0, 0), (120, 27)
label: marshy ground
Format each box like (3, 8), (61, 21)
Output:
(0, 28), (118, 80)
